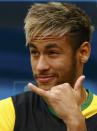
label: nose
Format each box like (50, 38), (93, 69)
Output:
(36, 55), (50, 71)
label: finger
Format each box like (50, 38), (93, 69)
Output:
(28, 83), (47, 97)
(74, 75), (85, 90)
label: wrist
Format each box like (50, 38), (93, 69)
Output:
(62, 108), (87, 131)
(66, 116), (86, 131)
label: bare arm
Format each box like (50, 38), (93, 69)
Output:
(63, 108), (87, 131)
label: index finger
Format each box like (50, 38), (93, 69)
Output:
(28, 83), (47, 97)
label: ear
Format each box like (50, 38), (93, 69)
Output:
(79, 42), (91, 64)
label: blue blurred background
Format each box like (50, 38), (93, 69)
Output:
(0, 0), (97, 99)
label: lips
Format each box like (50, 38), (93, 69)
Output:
(36, 75), (55, 83)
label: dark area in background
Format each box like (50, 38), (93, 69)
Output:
(0, 1), (97, 99)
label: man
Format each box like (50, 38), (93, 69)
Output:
(0, 2), (97, 131)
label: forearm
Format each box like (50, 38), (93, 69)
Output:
(63, 109), (87, 131)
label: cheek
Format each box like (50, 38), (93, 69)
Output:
(30, 57), (33, 68)
(51, 58), (72, 71)
(30, 57), (36, 72)
(52, 58), (76, 79)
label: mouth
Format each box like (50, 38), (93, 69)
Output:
(36, 75), (55, 83)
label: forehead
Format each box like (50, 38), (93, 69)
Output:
(29, 35), (71, 49)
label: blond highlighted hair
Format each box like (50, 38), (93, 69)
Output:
(24, 2), (94, 49)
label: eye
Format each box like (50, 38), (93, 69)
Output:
(49, 51), (58, 54)
(30, 50), (39, 57)
(48, 51), (60, 56)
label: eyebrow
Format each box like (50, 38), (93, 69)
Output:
(28, 43), (37, 49)
(45, 43), (59, 49)
(28, 43), (60, 49)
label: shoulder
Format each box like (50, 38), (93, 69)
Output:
(0, 97), (14, 112)
(82, 91), (97, 119)
(12, 91), (40, 108)
(0, 97), (15, 131)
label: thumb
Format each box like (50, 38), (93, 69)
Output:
(74, 75), (85, 90)
(28, 83), (47, 97)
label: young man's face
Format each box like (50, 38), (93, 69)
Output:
(29, 36), (80, 90)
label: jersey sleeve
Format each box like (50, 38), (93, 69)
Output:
(0, 97), (15, 131)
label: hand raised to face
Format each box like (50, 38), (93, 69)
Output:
(28, 76), (85, 120)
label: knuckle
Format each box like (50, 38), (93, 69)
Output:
(64, 83), (70, 87)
